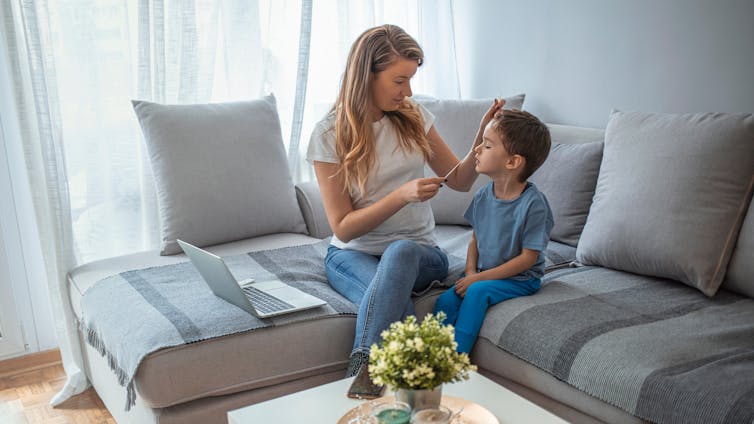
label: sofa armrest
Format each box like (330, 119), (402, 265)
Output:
(295, 181), (333, 239)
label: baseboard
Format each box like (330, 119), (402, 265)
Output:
(0, 348), (61, 377)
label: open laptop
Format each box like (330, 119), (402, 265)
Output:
(177, 239), (326, 318)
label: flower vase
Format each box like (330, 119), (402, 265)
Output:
(395, 385), (442, 410)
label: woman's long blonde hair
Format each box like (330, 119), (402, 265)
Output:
(332, 24), (433, 194)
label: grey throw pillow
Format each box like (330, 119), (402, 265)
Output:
(576, 110), (754, 296)
(133, 95), (307, 255)
(530, 141), (604, 247)
(415, 94), (526, 225)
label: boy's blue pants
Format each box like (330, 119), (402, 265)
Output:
(434, 278), (540, 353)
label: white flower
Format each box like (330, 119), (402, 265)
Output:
(368, 313), (477, 390)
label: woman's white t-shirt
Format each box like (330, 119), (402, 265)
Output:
(306, 102), (438, 255)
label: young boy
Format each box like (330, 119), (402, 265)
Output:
(434, 109), (554, 354)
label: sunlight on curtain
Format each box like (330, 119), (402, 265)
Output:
(42, 0), (306, 263)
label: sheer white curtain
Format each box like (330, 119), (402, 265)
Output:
(1, 0), (86, 405)
(1, 0), (458, 406)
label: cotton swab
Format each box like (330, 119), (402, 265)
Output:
(443, 161), (462, 181)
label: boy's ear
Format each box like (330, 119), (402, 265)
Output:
(507, 154), (525, 170)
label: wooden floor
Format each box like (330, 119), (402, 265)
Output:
(0, 350), (114, 424)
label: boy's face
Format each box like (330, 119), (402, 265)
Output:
(474, 122), (518, 177)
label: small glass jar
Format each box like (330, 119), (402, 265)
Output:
(371, 400), (412, 424)
(410, 405), (453, 424)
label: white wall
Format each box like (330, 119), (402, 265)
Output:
(453, 0), (754, 128)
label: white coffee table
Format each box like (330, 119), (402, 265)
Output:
(228, 371), (567, 423)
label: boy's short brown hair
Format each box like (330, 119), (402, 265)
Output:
(490, 109), (551, 182)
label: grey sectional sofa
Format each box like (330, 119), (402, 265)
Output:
(67, 96), (754, 424)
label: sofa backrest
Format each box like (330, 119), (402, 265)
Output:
(546, 124), (605, 145)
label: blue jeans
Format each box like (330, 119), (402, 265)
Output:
(434, 277), (540, 353)
(325, 240), (449, 355)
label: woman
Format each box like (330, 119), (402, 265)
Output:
(306, 24), (502, 382)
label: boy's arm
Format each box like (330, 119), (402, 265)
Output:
(464, 232), (479, 276)
(472, 249), (539, 282)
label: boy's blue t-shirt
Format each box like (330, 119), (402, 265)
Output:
(463, 181), (554, 281)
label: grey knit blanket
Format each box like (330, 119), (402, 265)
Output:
(481, 265), (754, 424)
(79, 235), (478, 411)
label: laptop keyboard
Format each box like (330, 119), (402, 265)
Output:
(242, 285), (295, 314)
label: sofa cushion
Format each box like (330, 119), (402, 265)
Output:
(132, 95), (307, 255)
(530, 141), (603, 247)
(477, 265), (754, 424)
(133, 316), (355, 408)
(414, 94), (525, 225)
(471, 340), (650, 424)
(70, 234), (355, 408)
(721, 196), (754, 298)
(576, 111), (754, 296)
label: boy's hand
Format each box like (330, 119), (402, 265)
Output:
(454, 273), (480, 297)
(479, 98), (505, 132)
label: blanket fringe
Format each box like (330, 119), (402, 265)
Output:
(78, 319), (137, 411)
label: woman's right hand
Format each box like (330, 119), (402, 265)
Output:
(399, 177), (445, 203)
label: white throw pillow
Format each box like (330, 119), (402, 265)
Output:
(415, 94), (525, 225)
(576, 110), (754, 296)
(132, 95), (307, 255)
